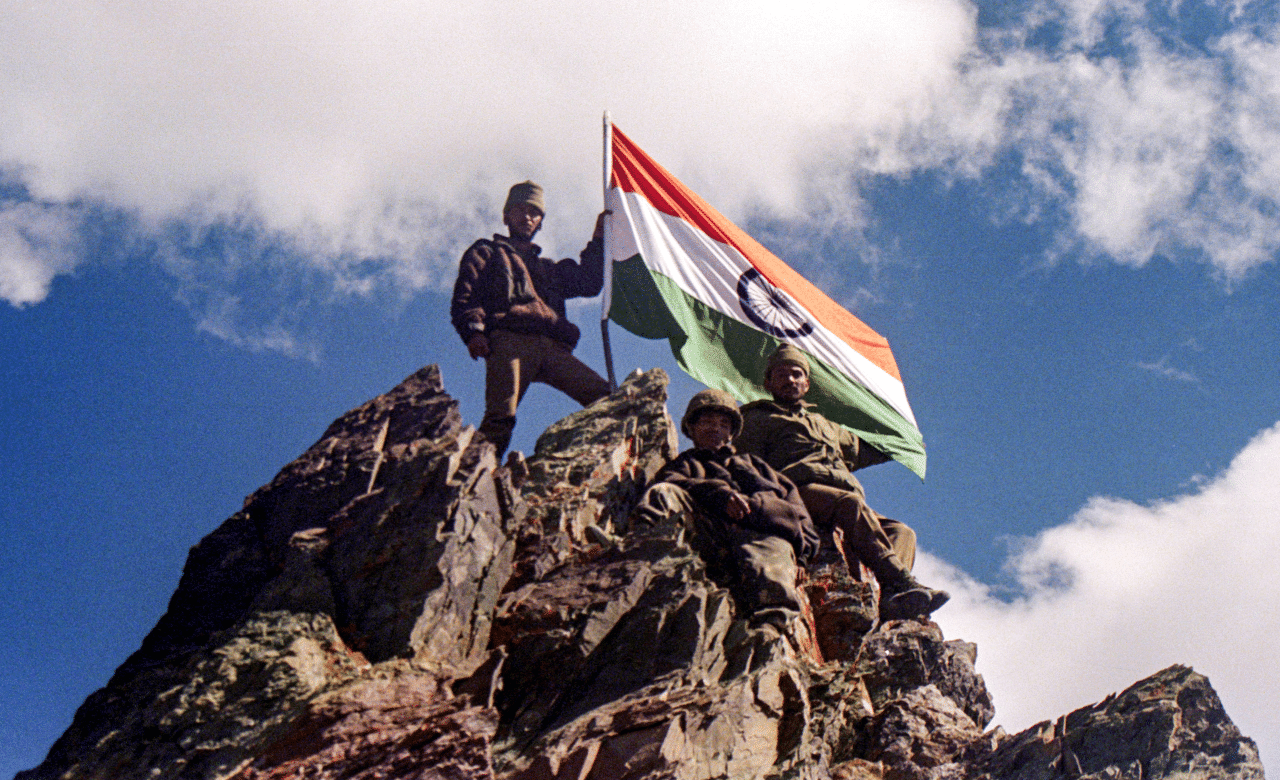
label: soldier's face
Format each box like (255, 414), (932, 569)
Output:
(765, 364), (809, 403)
(504, 203), (544, 240)
(690, 411), (735, 450)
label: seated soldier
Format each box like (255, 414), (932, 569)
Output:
(637, 389), (820, 628)
(736, 344), (949, 620)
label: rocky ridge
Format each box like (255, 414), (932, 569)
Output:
(19, 366), (1264, 780)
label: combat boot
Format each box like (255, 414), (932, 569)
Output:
(879, 573), (950, 620)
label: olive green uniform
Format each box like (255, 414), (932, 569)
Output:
(736, 399), (916, 584)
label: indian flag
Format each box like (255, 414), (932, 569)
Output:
(602, 124), (926, 477)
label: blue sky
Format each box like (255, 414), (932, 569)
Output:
(3, 0), (1279, 775)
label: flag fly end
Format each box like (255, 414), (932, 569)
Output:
(603, 123), (927, 477)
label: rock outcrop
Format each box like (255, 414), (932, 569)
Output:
(19, 366), (1264, 780)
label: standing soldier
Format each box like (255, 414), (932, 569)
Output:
(736, 345), (950, 620)
(451, 181), (612, 456)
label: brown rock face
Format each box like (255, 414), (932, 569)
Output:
(18, 367), (1264, 780)
(971, 665), (1264, 780)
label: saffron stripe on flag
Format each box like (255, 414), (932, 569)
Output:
(604, 122), (926, 476)
(606, 185), (917, 430)
(610, 125), (902, 383)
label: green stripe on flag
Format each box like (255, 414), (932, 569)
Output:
(610, 254), (926, 478)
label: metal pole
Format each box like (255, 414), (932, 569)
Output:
(601, 110), (617, 390)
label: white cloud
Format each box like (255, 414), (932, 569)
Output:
(924, 420), (1280, 773)
(0, 0), (985, 325)
(1136, 356), (1200, 384)
(0, 0), (980, 234)
(4, 0), (1280, 338)
(193, 304), (321, 362)
(970, 1), (1280, 278)
(0, 201), (83, 306)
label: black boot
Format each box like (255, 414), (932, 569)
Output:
(879, 574), (950, 620)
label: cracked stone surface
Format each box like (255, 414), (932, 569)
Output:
(18, 367), (1263, 780)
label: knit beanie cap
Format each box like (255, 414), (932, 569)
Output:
(504, 181), (545, 216)
(765, 344), (810, 380)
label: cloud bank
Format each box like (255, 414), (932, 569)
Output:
(4, 0), (1280, 341)
(924, 419), (1280, 771)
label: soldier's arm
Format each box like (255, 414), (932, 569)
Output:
(746, 456), (806, 515)
(843, 429), (891, 471)
(738, 405), (857, 488)
(657, 458), (738, 517)
(769, 463), (820, 559)
(737, 408), (820, 486)
(743, 455), (821, 560)
(733, 409), (769, 461)
(772, 430), (862, 492)
(553, 234), (604, 299)
(451, 242), (491, 345)
(777, 461), (828, 490)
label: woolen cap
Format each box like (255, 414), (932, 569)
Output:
(765, 344), (810, 380)
(504, 181), (545, 216)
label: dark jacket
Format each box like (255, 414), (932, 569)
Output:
(450, 234), (604, 349)
(655, 444), (821, 561)
(736, 399), (889, 499)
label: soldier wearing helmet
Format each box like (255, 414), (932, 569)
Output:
(450, 181), (613, 457)
(736, 344), (949, 621)
(636, 389), (820, 628)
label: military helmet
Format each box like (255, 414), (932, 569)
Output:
(681, 389), (742, 437)
(504, 180), (545, 216)
(765, 343), (810, 381)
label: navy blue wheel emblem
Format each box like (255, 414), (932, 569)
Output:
(737, 268), (814, 339)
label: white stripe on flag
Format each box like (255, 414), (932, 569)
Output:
(607, 186), (917, 428)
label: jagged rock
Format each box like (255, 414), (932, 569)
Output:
(26, 612), (368, 780)
(489, 370), (827, 778)
(862, 685), (983, 780)
(229, 665), (500, 780)
(973, 665), (1263, 780)
(509, 368), (678, 585)
(19, 366), (1264, 780)
(20, 365), (510, 780)
(803, 553), (880, 664)
(855, 621), (995, 730)
(830, 759), (888, 780)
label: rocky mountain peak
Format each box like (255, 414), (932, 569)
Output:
(19, 367), (1264, 780)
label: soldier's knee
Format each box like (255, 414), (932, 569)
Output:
(831, 493), (874, 532)
(828, 489), (865, 516)
(647, 482), (690, 508)
(892, 524), (917, 550)
(632, 483), (694, 529)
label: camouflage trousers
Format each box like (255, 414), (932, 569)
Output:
(636, 483), (803, 626)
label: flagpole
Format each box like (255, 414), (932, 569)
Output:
(600, 110), (618, 390)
